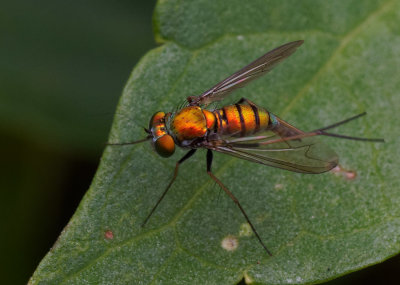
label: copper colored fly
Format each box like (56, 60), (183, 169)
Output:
(109, 40), (384, 255)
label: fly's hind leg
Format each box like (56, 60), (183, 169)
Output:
(206, 149), (272, 256)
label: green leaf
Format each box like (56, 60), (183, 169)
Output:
(31, 0), (400, 284)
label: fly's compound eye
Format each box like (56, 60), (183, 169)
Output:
(154, 135), (175, 157)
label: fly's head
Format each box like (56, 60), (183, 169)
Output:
(147, 111), (175, 157)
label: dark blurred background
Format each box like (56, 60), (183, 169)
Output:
(0, 0), (156, 283)
(0, 0), (398, 284)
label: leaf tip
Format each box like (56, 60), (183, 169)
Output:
(244, 272), (254, 284)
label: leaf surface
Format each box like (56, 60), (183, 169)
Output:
(31, 0), (400, 284)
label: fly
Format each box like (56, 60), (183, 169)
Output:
(109, 40), (384, 255)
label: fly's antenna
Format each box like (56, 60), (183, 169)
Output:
(312, 112), (385, 143)
(106, 135), (152, 146)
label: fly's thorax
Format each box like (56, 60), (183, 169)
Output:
(149, 111), (175, 157)
(169, 106), (209, 144)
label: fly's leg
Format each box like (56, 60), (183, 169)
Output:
(142, 149), (197, 227)
(206, 149), (272, 256)
(236, 97), (258, 107)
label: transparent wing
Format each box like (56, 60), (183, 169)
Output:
(208, 114), (338, 174)
(188, 40), (304, 106)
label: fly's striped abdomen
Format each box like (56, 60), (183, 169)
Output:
(212, 104), (270, 136)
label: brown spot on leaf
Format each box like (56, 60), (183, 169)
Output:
(104, 230), (114, 240)
(221, 235), (238, 251)
(331, 165), (357, 180)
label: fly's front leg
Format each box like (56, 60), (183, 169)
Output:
(142, 149), (197, 227)
(206, 149), (272, 256)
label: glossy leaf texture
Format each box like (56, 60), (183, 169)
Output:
(31, 0), (400, 284)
